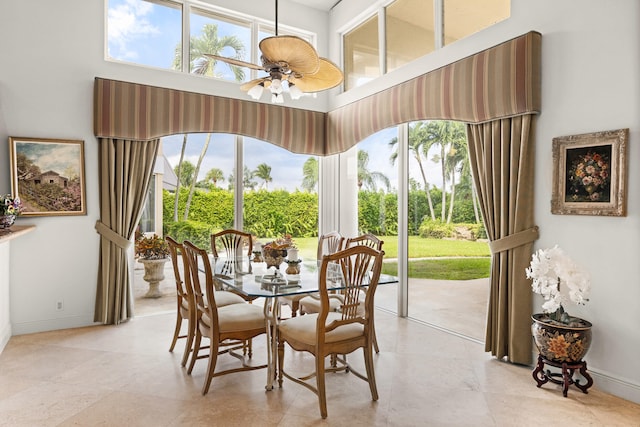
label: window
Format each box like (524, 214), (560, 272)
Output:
(107, 0), (316, 84)
(344, 0), (510, 90)
(444, 0), (510, 45)
(385, 0), (435, 73)
(344, 15), (380, 91)
(107, 0), (182, 70)
(189, 8), (252, 82)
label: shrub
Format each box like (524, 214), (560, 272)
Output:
(418, 219), (455, 239)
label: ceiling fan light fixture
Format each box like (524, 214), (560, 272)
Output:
(269, 78), (283, 94)
(247, 82), (265, 100)
(288, 83), (303, 100)
(272, 93), (284, 104)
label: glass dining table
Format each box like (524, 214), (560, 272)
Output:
(208, 256), (398, 390)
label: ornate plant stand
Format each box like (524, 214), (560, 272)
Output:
(532, 354), (593, 397)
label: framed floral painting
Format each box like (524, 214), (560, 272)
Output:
(551, 128), (628, 216)
(9, 137), (87, 216)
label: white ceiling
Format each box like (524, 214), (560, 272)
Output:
(289, 0), (340, 12)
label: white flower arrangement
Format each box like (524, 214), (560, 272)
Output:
(526, 245), (590, 324)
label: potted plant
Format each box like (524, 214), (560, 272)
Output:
(135, 234), (170, 298)
(1, 194), (23, 230)
(526, 245), (592, 363)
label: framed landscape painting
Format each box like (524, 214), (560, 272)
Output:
(9, 137), (87, 216)
(551, 128), (628, 216)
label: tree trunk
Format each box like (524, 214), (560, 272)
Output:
(447, 170), (456, 223)
(415, 155), (436, 220)
(440, 144), (447, 221)
(183, 133), (211, 220)
(173, 134), (188, 221)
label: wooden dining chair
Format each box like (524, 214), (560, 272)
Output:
(344, 233), (384, 353)
(166, 236), (246, 368)
(277, 245), (384, 419)
(211, 229), (258, 300)
(295, 231), (344, 316)
(183, 240), (268, 395)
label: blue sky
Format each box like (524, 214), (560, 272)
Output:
(107, 0), (445, 193)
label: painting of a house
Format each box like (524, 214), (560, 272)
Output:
(9, 137), (86, 216)
(32, 170), (69, 188)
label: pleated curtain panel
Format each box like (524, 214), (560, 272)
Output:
(93, 31), (541, 363)
(94, 138), (159, 325)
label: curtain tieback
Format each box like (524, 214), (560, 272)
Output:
(489, 226), (539, 254)
(95, 220), (131, 250)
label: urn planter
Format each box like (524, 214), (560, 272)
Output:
(531, 313), (592, 363)
(138, 258), (169, 298)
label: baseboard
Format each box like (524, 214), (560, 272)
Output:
(0, 322), (11, 354)
(10, 314), (96, 336)
(589, 368), (640, 404)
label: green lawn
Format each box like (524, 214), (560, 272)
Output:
(292, 236), (491, 281)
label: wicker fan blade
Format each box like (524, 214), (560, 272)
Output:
(259, 35), (320, 75)
(203, 54), (265, 71)
(240, 77), (270, 91)
(289, 58), (343, 92)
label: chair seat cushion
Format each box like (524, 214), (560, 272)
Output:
(215, 291), (246, 307)
(299, 295), (342, 314)
(202, 303), (265, 333)
(278, 312), (364, 345)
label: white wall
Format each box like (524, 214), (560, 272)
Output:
(331, 0), (640, 403)
(1, 0), (639, 404)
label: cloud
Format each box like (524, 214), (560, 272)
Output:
(108, 0), (160, 60)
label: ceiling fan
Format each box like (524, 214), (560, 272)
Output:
(204, 0), (343, 104)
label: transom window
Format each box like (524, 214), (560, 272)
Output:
(106, 0), (315, 85)
(344, 0), (510, 91)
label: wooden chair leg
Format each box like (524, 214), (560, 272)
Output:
(202, 340), (218, 395)
(187, 329), (202, 374)
(317, 354), (328, 419)
(291, 300), (299, 317)
(277, 339), (285, 388)
(181, 317), (195, 367)
(372, 328), (380, 354)
(364, 345), (378, 401)
(169, 313), (182, 352)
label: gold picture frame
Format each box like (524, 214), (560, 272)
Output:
(551, 128), (628, 216)
(9, 137), (87, 216)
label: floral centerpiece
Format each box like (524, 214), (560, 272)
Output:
(1, 194), (23, 229)
(526, 245), (590, 326)
(135, 234), (170, 260)
(567, 150), (610, 202)
(262, 234), (295, 272)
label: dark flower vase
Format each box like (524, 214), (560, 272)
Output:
(531, 313), (592, 363)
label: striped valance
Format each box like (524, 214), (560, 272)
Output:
(326, 31), (541, 154)
(94, 78), (326, 155)
(94, 32), (540, 156)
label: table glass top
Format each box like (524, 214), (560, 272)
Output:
(210, 256), (397, 298)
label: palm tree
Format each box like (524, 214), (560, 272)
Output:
(389, 121), (436, 220)
(170, 23), (246, 219)
(357, 150), (390, 192)
(228, 166), (257, 191)
(254, 163), (273, 190)
(426, 120), (466, 221)
(205, 168), (225, 188)
(183, 134), (211, 220)
(172, 24), (245, 80)
(445, 134), (468, 223)
(301, 157), (318, 192)
(172, 134), (188, 221)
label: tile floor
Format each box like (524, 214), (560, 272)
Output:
(1, 262), (640, 426)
